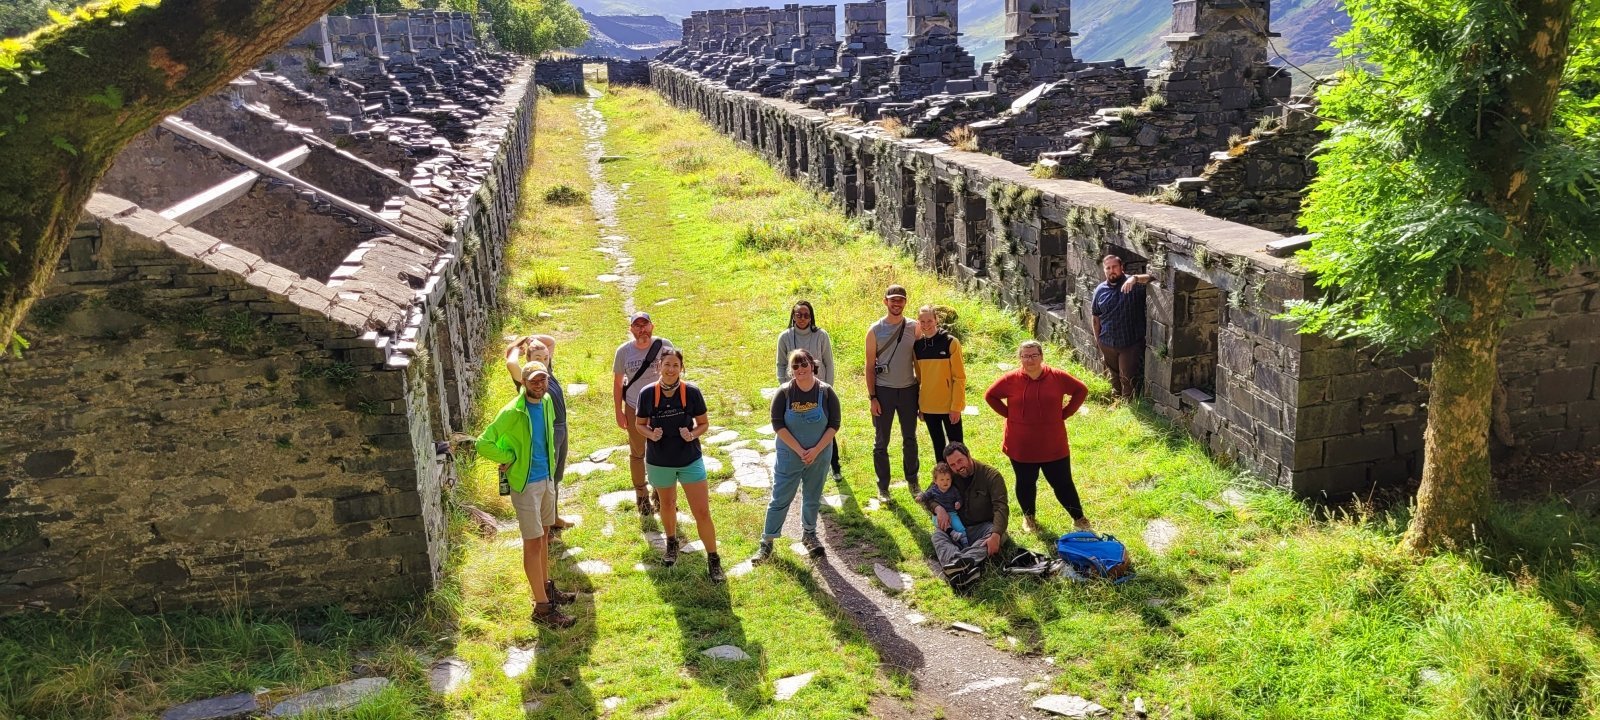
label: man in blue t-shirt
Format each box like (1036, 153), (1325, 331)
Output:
(477, 362), (577, 629)
(1091, 254), (1154, 398)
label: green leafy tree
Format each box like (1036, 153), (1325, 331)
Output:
(0, 0), (345, 353)
(1289, 0), (1599, 551)
(446, 0), (587, 55)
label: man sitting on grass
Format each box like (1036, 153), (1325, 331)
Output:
(919, 442), (1009, 592)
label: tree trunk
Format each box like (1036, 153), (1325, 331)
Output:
(1403, 0), (1575, 552)
(0, 0), (343, 351)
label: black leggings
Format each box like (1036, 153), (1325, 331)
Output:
(921, 413), (965, 464)
(1010, 456), (1084, 520)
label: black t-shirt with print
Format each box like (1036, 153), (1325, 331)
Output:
(636, 381), (708, 468)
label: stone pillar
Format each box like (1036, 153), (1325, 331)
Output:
(770, 4), (801, 59)
(989, 0), (1077, 97)
(906, 0), (958, 48)
(800, 3), (836, 46)
(1156, 0), (1290, 111)
(409, 11), (439, 51)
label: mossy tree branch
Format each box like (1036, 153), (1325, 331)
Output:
(0, 0), (344, 352)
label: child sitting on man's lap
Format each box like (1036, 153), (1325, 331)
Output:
(917, 462), (967, 545)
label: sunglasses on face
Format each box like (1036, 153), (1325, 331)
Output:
(791, 361), (811, 368)
(794, 312), (812, 318)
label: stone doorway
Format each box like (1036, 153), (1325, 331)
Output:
(1170, 270), (1221, 399)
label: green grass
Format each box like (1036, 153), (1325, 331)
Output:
(2, 86), (1597, 720)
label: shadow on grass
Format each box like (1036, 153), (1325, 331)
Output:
(771, 549), (929, 686)
(1476, 500), (1600, 634)
(644, 547), (768, 713)
(530, 539), (600, 718)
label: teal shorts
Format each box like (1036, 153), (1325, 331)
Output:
(646, 457), (707, 489)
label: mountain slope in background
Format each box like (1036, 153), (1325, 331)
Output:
(568, 0), (1348, 86)
(576, 9), (683, 58)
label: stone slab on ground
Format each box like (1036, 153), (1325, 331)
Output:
(727, 559), (755, 577)
(703, 456), (725, 473)
(774, 671), (815, 700)
(1142, 519), (1179, 555)
(873, 563), (910, 592)
(823, 494), (844, 509)
(268, 678), (390, 717)
(704, 430), (741, 445)
(576, 560), (613, 575)
(715, 480), (739, 495)
(427, 658), (471, 694)
(588, 445), (627, 462)
(568, 461), (616, 477)
(1033, 694), (1109, 717)
(1221, 487), (1250, 509)
(950, 621), (984, 635)
(702, 644), (752, 661)
(160, 693), (258, 720)
(503, 646), (535, 678)
(952, 676), (1020, 696)
(566, 383), (589, 397)
(598, 490), (637, 510)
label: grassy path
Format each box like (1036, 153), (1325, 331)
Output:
(1, 85), (1596, 720)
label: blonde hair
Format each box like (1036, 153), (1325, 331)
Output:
(1018, 340), (1044, 357)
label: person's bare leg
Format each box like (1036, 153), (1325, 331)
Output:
(682, 482), (717, 554)
(523, 538), (549, 604)
(657, 486), (678, 536)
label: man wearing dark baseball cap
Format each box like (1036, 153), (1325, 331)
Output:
(614, 311), (674, 515)
(864, 284), (921, 501)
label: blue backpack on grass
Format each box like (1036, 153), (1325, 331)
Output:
(1055, 531), (1136, 584)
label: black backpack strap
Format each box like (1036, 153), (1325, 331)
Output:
(624, 339), (664, 399)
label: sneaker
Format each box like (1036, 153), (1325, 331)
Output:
(544, 580), (576, 605)
(749, 539), (774, 566)
(532, 602), (575, 629)
(941, 556), (974, 577)
(949, 563), (982, 592)
(908, 480), (922, 497)
(876, 486), (891, 504)
(832, 469), (844, 483)
(1021, 515), (1040, 534)
(706, 552), (725, 583)
(1073, 517), (1094, 533)
(801, 530), (824, 557)
(663, 536), (680, 566)
(635, 493), (653, 517)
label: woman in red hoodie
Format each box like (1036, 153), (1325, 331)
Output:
(984, 340), (1091, 534)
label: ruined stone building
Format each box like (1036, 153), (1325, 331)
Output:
(1, 12), (536, 613)
(654, 0), (1600, 497)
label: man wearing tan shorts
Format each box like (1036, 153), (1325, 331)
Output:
(478, 362), (577, 629)
(613, 312), (674, 516)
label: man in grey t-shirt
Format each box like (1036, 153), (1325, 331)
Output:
(865, 284), (920, 501)
(614, 311), (674, 516)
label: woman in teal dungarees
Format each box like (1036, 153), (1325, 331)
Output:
(750, 348), (842, 564)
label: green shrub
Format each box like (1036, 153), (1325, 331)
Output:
(542, 184), (588, 206)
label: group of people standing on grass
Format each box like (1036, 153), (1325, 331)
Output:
(478, 254), (1154, 626)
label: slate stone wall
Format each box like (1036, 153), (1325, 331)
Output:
(535, 59), (587, 94)
(0, 54), (539, 615)
(650, 65), (1600, 496)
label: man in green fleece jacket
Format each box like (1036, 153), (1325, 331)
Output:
(919, 442), (1010, 592)
(477, 362), (577, 629)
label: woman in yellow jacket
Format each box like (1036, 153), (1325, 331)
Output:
(913, 305), (967, 461)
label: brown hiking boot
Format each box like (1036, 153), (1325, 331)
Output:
(663, 536), (680, 566)
(545, 580), (576, 605)
(532, 601), (575, 629)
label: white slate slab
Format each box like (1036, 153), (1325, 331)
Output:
(757, 423), (776, 435)
(427, 658), (471, 695)
(704, 430), (741, 445)
(952, 676), (1020, 696)
(950, 622), (985, 635)
(1143, 519), (1180, 556)
(597, 490), (637, 510)
(1032, 694), (1109, 717)
(714, 480), (739, 495)
(823, 494), (843, 509)
(576, 560), (613, 575)
(502, 647), (535, 678)
(568, 461), (616, 477)
(566, 383), (589, 397)
(701, 644), (751, 661)
(774, 672), (815, 701)
(726, 559), (755, 577)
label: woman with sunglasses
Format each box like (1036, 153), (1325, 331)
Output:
(775, 300), (842, 481)
(751, 348), (842, 564)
